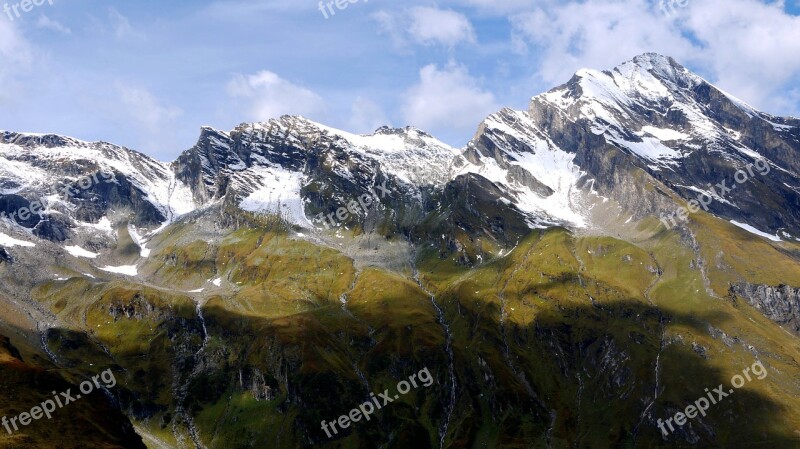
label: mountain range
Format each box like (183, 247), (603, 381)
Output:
(0, 53), (799, 448)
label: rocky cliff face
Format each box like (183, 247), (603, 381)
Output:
(731, 283), (800, 335)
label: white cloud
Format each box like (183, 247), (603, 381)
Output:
(35, 15), (71, 34)
(510, 0), (694, 86)
(408, 7), (476, 47)
(402, 63), (499, 134)
(684, 0), (800, 115)
(510, 0), (800, 116)
(226, 71), (325, 122)
(374, 7), (476, 50)
(372, 10), (409, 51)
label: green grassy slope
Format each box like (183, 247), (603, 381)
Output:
(0, 334), (146, 449)
(14, 215), (800, 449)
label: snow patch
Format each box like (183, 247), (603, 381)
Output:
(675, 184), (737, 207)
(128, 225), (151, 257)
(0, 232), (35, 248)
(769, 122), (794, 131)
(719, 89), (759, 118)
(65, 245), (98, 258)
(729, 221), (781, 242)
(99, 265), (139, 276)
(641, 126), (689, 141)
(81, 217), (115, 234)
(238, 165), (312, 228)
(460, 110), (588, 227)
(609, 135), (681, 161)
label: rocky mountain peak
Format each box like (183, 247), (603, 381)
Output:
(1, 131), (86, 150)
(537, 53), (706, 115)
(2, 55), (798, 251)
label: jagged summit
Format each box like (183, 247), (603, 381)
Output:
(538, 53), (704, 114)
(1, 54), (798, 253)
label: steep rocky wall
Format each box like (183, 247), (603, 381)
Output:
(731, 283), (800, 335)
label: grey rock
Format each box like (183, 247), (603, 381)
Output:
(731, 283), (800, 335)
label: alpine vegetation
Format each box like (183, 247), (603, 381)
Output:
(320, 367), (434, 439)
(657, 361), (768, 437)
(1, 369), (117, 435)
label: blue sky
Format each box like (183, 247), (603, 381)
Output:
(1, 0), (799, 160)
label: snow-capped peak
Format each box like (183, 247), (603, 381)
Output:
(1, 130), (198, 237)
(532, 53), (777, 168)
(274, 116), (463, 187)
(537, 53), (704, 114)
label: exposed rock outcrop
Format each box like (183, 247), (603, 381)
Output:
(731, 283), (800, 335)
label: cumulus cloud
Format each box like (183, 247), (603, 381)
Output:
(402, 63), (499, 135)
(226, 71), (325, 122)
(510, 0), (800, 116)
(372, 10), (409, 50)
(684, 0), (800, 114)
(408, 7), (476, 47)
(510, 0), (694, 86)
(374, 7), (476, 49)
